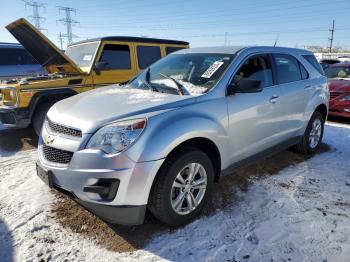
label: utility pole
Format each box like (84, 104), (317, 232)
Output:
(328, 20), (335, 53)
(23, 0), (47, 33)
(57, 6), (79, 46)
(58, 32), (64, 50)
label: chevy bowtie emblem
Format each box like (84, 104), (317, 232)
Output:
(44, 134), (55, 145)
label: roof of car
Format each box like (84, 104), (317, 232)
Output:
(69, 36), (189, 46)
(174, 46), (313, 55)
(0, 42), (24, 48)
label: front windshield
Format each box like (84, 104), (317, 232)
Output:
(65, 42), (99, 70)
(129, 53), (234, 95)
(325, 66), (350, 79)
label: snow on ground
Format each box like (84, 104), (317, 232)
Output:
(0, 123), (350, 261)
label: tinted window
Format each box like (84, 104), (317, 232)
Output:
(274, 54), (303, 84)
(165, 46), (185, 55)
(234, 54), (273, 88)
(0, 48), (38, 66)
(303, 55), (325, 75)
(137, 46), (161, 69)
(99, 44), (131, 70)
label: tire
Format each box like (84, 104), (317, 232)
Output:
(33, 102), (55, 135)
(294, 111), (325, 154)
(148, 148), (214, 226)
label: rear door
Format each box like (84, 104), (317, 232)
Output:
(135, 44), (162, 71)
(271, 53), (310, 139)
(91, 42), (137, 86)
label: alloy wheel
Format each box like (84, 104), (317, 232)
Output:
(170, 163), (207, 215)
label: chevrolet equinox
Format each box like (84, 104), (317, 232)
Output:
(36, 46), (329, 226)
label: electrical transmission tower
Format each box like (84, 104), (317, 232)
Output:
(57, 6), (79, 46)
(23, 0), (47, 33)
(327, 20), (335, 53)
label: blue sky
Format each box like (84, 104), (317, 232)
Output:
(1, 0), (350, 49)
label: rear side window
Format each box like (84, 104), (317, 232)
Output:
(99, 44), (131, 69)
(165, 46), (185, 55)
(273, 54), (307, 84)
(137, 46), (161, 69)
(303, 55), (325, 75)
(0, 48), (38, 66)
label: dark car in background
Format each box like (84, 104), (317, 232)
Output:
(325, 63), (350, 118)
(0, 42), (46, 80)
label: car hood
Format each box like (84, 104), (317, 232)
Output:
(328, 78), (350, 92)
(6, 18), (84, 75)
(48, 85), (196, 133)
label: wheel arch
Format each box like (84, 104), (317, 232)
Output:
(161, 137), (222, 182)
(28, 88), (77, 118)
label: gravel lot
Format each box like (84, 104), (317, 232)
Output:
(0, 117), (349, 261)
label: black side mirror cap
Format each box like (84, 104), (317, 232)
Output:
(227, 78), (263, 95)
(94, 61), (109, 75)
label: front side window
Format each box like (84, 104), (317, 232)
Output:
(129, 53), (234, 95)
(325, 66), (350, 79)
(137, 45), (161, 69)
(274, 54), (303, 84)
(99, 44), (131, 70)
(233, 54), (273, 88)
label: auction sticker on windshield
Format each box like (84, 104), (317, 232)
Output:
(201, 61), (224, 78)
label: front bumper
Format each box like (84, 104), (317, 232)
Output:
(0, 107), (31, 128)
(38, 133), (165, 225)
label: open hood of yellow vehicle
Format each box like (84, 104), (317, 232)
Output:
(6, 18), (84, 75)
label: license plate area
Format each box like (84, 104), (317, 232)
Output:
(36, 163), (53, 188)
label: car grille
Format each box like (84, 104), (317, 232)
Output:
(47, 118), (82, 138)
(42, 144), (73, 164)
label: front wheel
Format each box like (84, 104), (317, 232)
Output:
(294, 111), (325, 154)
(148, 148), (214, 226)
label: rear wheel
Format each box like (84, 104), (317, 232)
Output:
(33, 102), (55, 135)
(294, 111), (325, 154)
(148, 148), (214, 226)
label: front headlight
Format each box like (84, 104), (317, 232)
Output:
(340, 95), (350, 101)
(0, 86), (18, 106)
(86, 118), (147, 154)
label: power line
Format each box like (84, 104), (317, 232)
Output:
(328, 20), (335, 52)
(22, 0), (47, 33)
(57, 6), (79, 46)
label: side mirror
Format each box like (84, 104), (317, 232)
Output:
(227, 78), (262, 95)
(94, 61), (109, 75)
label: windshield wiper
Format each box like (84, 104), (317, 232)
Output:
(158, 73), (190, 95)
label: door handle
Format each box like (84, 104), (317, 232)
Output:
(304, 85), (312, 89)
(270, 95), (279, 104)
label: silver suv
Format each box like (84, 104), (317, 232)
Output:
(36, 46), (329, 226)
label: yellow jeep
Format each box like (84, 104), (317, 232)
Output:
(0, 18), (189, 134)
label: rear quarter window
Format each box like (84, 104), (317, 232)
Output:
(303, 55), (325, 75)
(165, 46), (185, 55)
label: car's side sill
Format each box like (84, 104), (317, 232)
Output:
(221, 136), (302, 176)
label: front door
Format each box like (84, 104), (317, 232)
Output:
(91, 42), (137, 87)
(226, 54), (285, 163)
